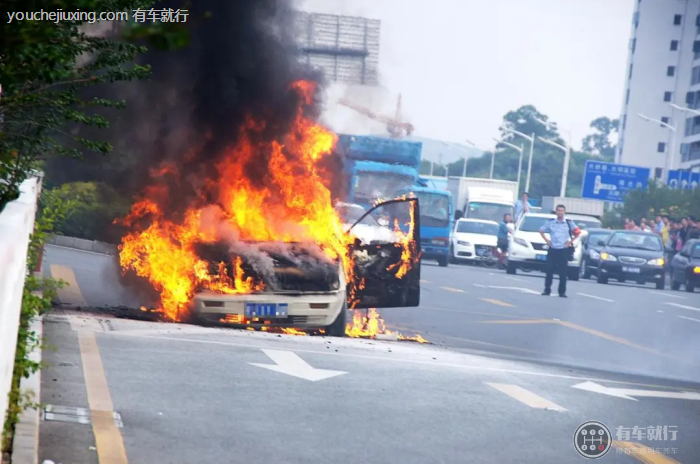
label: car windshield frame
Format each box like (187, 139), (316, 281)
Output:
(518, 216), (553, 233)
(692, 243), (700, 258)
(466, 201), (514, 223)
(455, 220), (499, 236)
(337, 205), (379, 227)
(569, 219), (602, 230)
(607, 231), (663, 252)
(587, 231), (612, 245)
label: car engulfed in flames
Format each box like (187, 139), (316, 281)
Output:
(117, 80), (422, 337)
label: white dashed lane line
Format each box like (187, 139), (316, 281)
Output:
(576, 293), (614, 302)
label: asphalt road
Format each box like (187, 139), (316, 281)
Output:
(36, 244), (700, 463)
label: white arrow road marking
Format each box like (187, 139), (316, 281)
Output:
(249, 349), (347, 382)
(678, 315), (700, 323)
(440, 286), (465, 293)
(572, 381), (700, 401)
(576, 293), (614, 302)
(473, 283), (487, 288)
(664, 302), (700, 313)
(485, 383), (567, 411)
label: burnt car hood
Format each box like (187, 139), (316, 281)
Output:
(604, 246), (664, 260)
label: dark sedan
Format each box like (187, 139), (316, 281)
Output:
(579, 228), (615, 279)
(596, 231), (666, 289)
(670, 239), (700, 293)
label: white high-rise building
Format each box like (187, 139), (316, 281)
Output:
(616, 0), (700, 180)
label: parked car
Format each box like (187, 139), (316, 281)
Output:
(669, 239), (700, 292)
(506, 213), (602, 280)
(450, 218), (499, 264)
(579, 228), (615, 279)
(595, 230), (666, 289)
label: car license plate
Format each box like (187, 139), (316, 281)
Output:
(622, 267), (641, 274)
(245, 303), (288, 318)
(536, 254), (547, 261)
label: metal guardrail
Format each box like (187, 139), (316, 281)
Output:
(0, 176), (41, 429)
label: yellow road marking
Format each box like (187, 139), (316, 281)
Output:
(479, 298), (514, 307)
(612, 441), (681, 463)
(480, 319), (555, 325)
(50, 264), (87, 306)
(485, 383), (567, 411)
(440, 286), (465, 293)
(78, 332), (128, 464)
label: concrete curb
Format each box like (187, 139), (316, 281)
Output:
(10, 316), (43, 464)
(46, 235), (117, 256)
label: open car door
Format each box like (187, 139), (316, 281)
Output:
(346, 197), (421, 308)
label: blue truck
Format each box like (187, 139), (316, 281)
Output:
(335, 134), (454, 267)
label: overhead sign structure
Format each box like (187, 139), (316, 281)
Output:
(581, 161), (650, 203)
(666, 170), (700, 190)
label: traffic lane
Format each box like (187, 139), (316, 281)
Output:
(43, 244), (152, 308)
(422, 261), (700, 334)
(86, 319), (700, 463)
(386, 265), (700, 382)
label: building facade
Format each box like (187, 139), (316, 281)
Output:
(616, 0), (700, 178)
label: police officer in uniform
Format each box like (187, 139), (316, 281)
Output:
(539, 204), (577, 297)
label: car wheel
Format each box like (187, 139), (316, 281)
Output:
(568, 268), (580, 281)
(655, 278), (665, 290)
(326, 302), (347, 337)
(506, 260), (517, 275)
(449, 245), (457, 264)
(687, 281), (696, 293)
(438, 256), (449, 267)
(581, 260), (591, 279)
(671, 279), (681, 291)
(597, 272), (608, 284)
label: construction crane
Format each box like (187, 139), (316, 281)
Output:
(337, 93), (414, 138)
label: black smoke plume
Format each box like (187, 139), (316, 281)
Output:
(47, 0), (345, 236)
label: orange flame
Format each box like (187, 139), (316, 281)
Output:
(346, 308), (428, 343)
(118, 80), (417, 324)
(118, 80), (355, 321)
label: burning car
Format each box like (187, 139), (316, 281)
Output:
(190, 198), (420, 335)
(117, 81), (421, 336)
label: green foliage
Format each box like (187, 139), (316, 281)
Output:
(620, 182), (700, 221)
(581, 117), (619, 160)
(2, 190), (68, 456)
(49, 181), (131, 242)
(430, 106), (619, 200)
(0, 0), (153, 211)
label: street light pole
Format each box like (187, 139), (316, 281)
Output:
(441, 141), (470, 177)
(494, 138), (524, 195)
(500, 126), (535, 192)
(534, 118), (572, 197)
(637, 113), (676, 184)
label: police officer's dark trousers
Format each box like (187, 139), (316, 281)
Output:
(543, 247), (568, 296)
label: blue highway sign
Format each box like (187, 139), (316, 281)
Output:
(581, 161), (650, 203)
(666, 170), (700, 190)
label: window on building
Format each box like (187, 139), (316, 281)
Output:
(629, 64), (633, 79)
(622, 114), (627, 130)
(626, 89), (631, 104)
(671, 40), (679, 51)
(630, 38), (636, 53)
(667, 66), (676, 76)
(674, 14), (683, 26)
(661, 117), (670, 125)
(658, 142), (667, 153)
(664, 91), (673, 102)
(655, 168), (663, 179)
(681, 143), (690, 162)
(693, 66), (700, 85)
(687, 141), (700, 161)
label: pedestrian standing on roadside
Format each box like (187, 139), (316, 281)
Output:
(497, 213), (512, 253)
(539, 204), (577, 298)
(514, 192), (531, 223)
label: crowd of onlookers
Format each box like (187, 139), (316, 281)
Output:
(622, 215), (700, 252)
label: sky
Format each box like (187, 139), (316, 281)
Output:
(296, 0), (635, 157)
